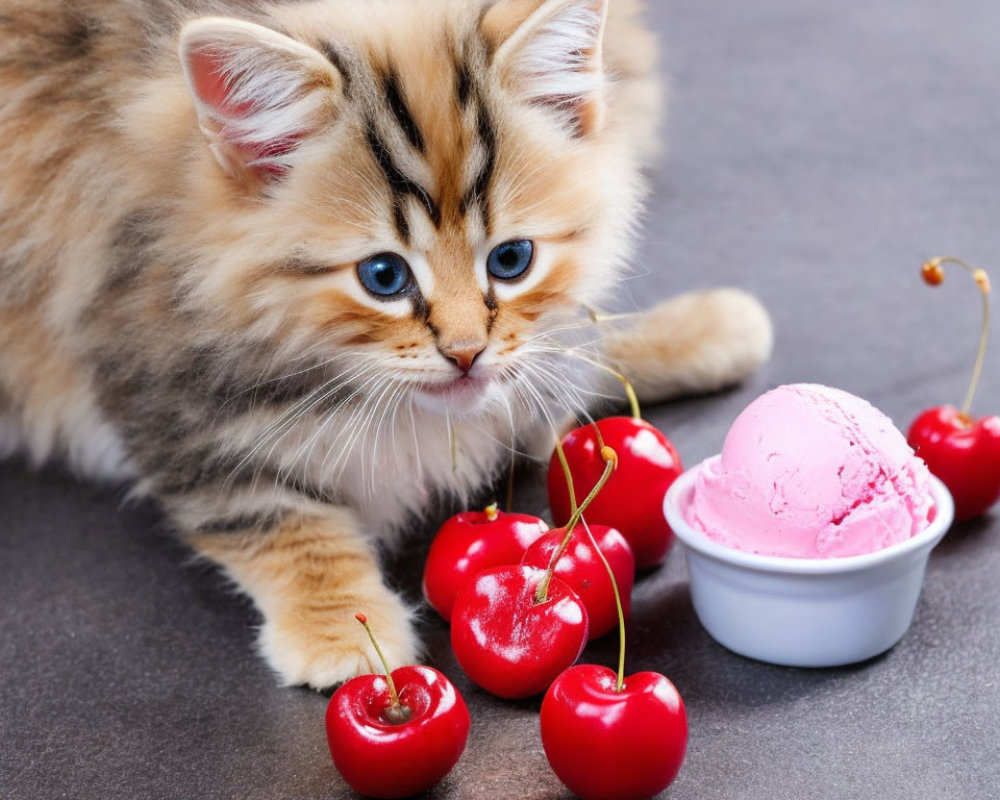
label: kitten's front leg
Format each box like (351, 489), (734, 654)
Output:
(185, 507), (417, 690)
(600, 288), (774, 405)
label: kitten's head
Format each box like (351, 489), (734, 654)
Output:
(175, 0), (653, 423)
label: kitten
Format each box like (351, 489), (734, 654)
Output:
(0, 0), (772, 688)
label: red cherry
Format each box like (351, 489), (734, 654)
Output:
(549, 417), (682, 568)
(326, 665), (470, 798)
(450, 565), (588, 699)
(423, 505), (549, 621)
(908, 406), (1000, 522)
(521, 524), (635, 640)
(326, 616), (470, 799)
(911, 258), (997, 521)
(541, 664), (688, 800)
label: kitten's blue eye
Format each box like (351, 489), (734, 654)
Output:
(487, 239), (534, 281)
(357, 252), (412, 297)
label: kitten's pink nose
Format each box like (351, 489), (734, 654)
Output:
(440, 343), (485, 374)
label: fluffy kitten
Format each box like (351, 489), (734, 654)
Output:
(0, 0), (772, 688)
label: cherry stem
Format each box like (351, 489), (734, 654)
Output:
(924, 257), (991, 417)
(355, 613), (411, 724)
(546, 339), (643, 420)
(535, 447), (618, 604)
(591, 419), (607, 452)
(566, 350), (642, 420)
(580, 518), (627, 693)
(485, 502), (499, 522)
(553, 439), (579, 517)
(549, 441), (627, 689)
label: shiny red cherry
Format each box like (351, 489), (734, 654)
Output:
(541, 664), (688, 800)
(450, 565), (588, 699)
(548, 417), (682, 568)
(423, 505), (549, 621)
(908, 406), (1000, 522)
(326, 666), (469, 798)
(910, 258), (998, 521)
(521, 524), (635, 640)
(326, 618), (470, 799)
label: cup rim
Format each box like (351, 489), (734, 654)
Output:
(664, 455), (955, 575)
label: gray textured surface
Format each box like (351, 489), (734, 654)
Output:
(3, 0), (1000, 798)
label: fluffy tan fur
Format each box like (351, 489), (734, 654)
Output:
(0, 0), (771, 687)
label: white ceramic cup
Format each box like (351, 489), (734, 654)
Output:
(663, 457), (954, 668)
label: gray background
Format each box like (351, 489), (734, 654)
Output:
(3, 0), (999, 798)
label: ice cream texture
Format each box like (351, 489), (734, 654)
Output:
(688, 384), (934, 558)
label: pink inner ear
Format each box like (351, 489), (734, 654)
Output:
(187, 46), (304, 179)
(188, 48), (254, 118)
(247, 135), (302, 177)
(185, 39), (318, 180)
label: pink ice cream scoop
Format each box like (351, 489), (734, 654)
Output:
(689, 384), (934, 558)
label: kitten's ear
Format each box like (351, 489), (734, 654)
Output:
(482, 0), (607, 135)
(179, 17), (342, 184)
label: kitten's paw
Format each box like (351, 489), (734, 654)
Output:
(258, 587), (419, 690)
(601, 288), (773, 404)
(678, 287), (773, 385)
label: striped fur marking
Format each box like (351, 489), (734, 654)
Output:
(384, 72), (425, 153)
(158, 450), (343, 508)
(455, 59), (473, 108)
(102, 208), (162, 295)
(365, 124), (440, 240)
(318, 41), (352, 97)
(459, 100), (497, 232)
(484, 287), (499, 332)
(195, 510), (290, 535)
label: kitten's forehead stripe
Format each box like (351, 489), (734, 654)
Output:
(456, 60), (472, 108)
(365, 123), (441, 238)
(392, 197), (410, 244)
(339, 35), (497, 243)
(384, 71), (425, 154)
(473, 101), (496, 234)
(458, 90), (497, 235)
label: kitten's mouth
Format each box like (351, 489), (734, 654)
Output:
(414, 372), (495, 413)
(418, 373), (491, 398)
